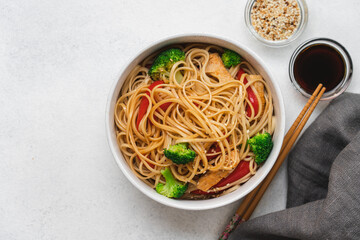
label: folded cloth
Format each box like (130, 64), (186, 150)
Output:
(229, 92), (360, 240)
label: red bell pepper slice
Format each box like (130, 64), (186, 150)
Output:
(207, 143), (222, 160)
(136, 80), (171, 129)
(215, 160), (250, 187)
(191, 160), (250, 195)
(236, 69), (259, 117)
(206, 136), (230, 160)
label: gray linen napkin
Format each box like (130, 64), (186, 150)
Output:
(229, 92), (360, 240)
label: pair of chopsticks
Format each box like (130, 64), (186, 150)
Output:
(219, 83), (326, 240)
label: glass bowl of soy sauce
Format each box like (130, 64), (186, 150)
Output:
(289, 38), (353, 100)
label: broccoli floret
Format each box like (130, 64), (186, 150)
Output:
(164, 143), (196, 164)
(156, 167), (188, 198)
(221, 49), (242, 68)
(247, 132), (273, 164)
(148, 48), (185, 81)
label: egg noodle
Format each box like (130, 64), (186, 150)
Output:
(114, 44), (275, 199)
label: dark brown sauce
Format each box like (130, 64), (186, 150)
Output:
(293, 44), (345, 94)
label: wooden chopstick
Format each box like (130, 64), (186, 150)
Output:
(241, 85), (326, 220)
(280, 83), (324, 153)
(234, 84), (323, 219)
(219, 84), (326, 240)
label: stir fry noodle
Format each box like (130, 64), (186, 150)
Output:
(115, 44), (275, 199)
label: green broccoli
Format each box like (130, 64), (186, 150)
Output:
(163, 143), (196, 164)
(221, 49), (242, 68)
(247, 132), (273, 164)
(156, 167), (188, 198)
(148, 48), (185, 82)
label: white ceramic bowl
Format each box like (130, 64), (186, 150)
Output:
(106, 34), (285, 210)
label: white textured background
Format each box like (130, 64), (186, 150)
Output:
(1, 0), (359, 239)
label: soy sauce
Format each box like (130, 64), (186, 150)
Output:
(293, 44), (345, 94)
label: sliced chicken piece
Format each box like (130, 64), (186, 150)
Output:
(205, 53), (234, 82)
(197, 169), (231, 192)
(246, 74), (266, 118)
(253, 81), (266, 117)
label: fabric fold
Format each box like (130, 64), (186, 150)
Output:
(229, 93), (360, 240)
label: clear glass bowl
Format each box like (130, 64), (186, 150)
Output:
(245, 0), (308, 47)
(289, 38), (353, 100)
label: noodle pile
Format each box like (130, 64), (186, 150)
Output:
(114, 44), (275, 199)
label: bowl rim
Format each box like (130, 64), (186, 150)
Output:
(105, 33), (285, 210)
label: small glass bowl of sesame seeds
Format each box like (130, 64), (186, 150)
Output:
(245, 0), (308, 47)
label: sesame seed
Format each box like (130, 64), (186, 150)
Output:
(250, 0), (301, 41)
